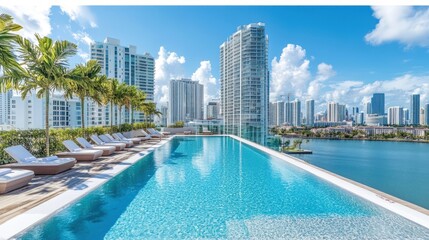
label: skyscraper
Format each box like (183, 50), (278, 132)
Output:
(168, 79), (204, 125)
(388, 106), (404, 126)
(91, 37), (155, 125)
(284, 101), (293, 125)
(327, 102), (345, 122)
(403, 108), (410, 125)
(220, 23), (269, 144)
(371, 93), (385, 115)
(206, 99), (220, 120)
(292, 99), (301, 127)
(366, 102), (372, 115)
(276, 101), (285, 126)
(425, 104), (429, 126)
(306, 99), (315, 127)
(410, 94), (420, 125)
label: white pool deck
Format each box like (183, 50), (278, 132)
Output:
(0, 135), (428, 239)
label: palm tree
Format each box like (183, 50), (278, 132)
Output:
(141, 102), (162, 128)
(66, 60), (106, 133)
(115, 82), (133, 126)
(121, 84), (137, 124)
(105, 78), (120, 132)
(4, 35), (77, 155)
(0, 14), (24, 76)
(130, 90), (147, 124)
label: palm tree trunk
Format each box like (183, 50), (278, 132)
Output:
(110, 101), (113, 133)
(80, 97), (85, 137)
(45, 91), (50, 156)
(131, 106), (134, 125)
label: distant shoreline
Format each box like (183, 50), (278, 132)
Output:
(276, 135), (429, 144)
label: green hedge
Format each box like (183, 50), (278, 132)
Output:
(0, 122), (156, 165)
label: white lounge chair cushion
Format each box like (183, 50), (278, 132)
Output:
(22, 157), (38, 163)
(0, 168), (12, 176)
(40, 156), (59, 162)
(0, 169), (34, 183)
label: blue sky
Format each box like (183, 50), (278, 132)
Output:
(2, 5), (429, 112)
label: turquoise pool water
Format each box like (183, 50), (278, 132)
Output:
(294, 139), (429, 210)
(20, 136), (429, 239)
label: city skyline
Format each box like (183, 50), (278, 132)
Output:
(1, 6), (429, 112)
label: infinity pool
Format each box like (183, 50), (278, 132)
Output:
(20, 136), (429, 239)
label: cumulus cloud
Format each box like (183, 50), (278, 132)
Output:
(271, 44), (336, 104)
(154, 46), (186, 103)
(321, 74), (429, 110)
(72, 31), (94, 62)
(307, 63), (336, 100)
(366, 6), (429, 47)
(191, 61), (218, 104)
(0, 5), (52, 41)
(271, 44), (311, 101)
(60, 5), (97, 28)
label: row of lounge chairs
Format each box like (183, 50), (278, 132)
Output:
(0, 128), (168, 194)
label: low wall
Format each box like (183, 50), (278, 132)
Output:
(162, 127), (196, 134)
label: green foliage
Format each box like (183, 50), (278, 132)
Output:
(0, 123), (148, 165)
(168, 121), (185, 128)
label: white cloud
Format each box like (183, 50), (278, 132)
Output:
(191, 61), (218, 104)
(366, 6), (429, 47)
(271, 44), (311, 101)
(307, 63), (336, 100)
(154, 46), (186, 103)
(0, 5), (52, 41)
(60, 5), (97, 28)
(321, 74), (429, 109)
(72, 31), (94, 62)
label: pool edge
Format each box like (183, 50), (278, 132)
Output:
(229, 135), (429, 230)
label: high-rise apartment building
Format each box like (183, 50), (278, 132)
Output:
(327, 102), (346, 122)
(306, 99), (315, 127)
(410, 94), (420, 125)
(9, 91), (81, 129)
(168, 78), (204, 125)
(371, 93), (385, 115)
(90, 37), (154, 125)
(284, 101), (293, 125)
(269, 102), (277, 126)
(276, 101), (285, 126)
(0, 91), (12, 125)
(366, 102), (372, 115)
(292, 99), (301, 127)
(206, 99), (220, 120)
(220, 23), (269, 144)
(420, 107), (425, 126)
(387, 106), (404, 126)
(425, 104), (429, 126)
(403, 108), (410, 125)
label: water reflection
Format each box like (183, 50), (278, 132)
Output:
(191, 137), (221, 178)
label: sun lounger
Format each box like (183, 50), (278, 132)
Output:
(76, 137), (116, 156)
(0, 168), (34, 194)
(100, 134), (133, 148)
(57, 140), (103, 161)
(132, 130), (153, 139)
(123, 131), (151, 141)
(2, 145), (76, 174)
(90, 135), (126, 151)
(112, 133), (141, 144)
(147, 128), (163, 138)
(202, 127), (213, 135)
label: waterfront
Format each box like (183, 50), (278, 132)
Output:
(294, 139), (429, 210)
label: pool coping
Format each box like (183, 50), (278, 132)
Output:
(0, 138), (172, 240)
(229, 135), (429, 229)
